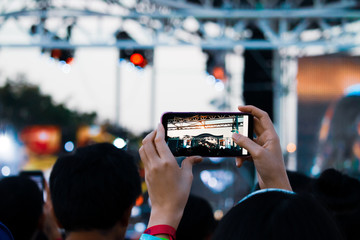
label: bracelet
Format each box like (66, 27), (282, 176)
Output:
(144, 225), (176, 240)
(140, 234), (168, 240)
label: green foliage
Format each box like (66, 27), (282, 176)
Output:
(0, 78), (97, 131)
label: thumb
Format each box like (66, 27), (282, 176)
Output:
(181, 156), (203, 172)
(232, 133), (259, 156)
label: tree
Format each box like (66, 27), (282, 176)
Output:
(0, 76), (97, 132)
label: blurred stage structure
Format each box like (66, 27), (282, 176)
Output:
(1, 0), (360, 170)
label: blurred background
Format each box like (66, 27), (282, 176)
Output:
(0, 0), (360, 238)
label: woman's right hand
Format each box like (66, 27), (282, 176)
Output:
(232, 105), (292, 191)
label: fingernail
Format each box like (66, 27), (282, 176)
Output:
(232, 133), (241, 141)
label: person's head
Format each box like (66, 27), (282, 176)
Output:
(49, 142), (141, 236)
(0, 176), (43, 240)
(314, 95), (360, 177)
(176, 194), (217, 240)
(312, 168), (360, 240)
(212, 189), (344, 240)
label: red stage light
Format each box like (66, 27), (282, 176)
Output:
(66, 57), (74, 65)
(130, 53), (145, 66)
(51, 49), (62, 59)
(20, 126), (61, 155)
(212, 66), (227, 82)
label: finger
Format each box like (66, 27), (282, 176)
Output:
(235, 155), (252, 167)
(139, 146), (150, 168)
(142, 129), (160, 160)
(181, 156), (203, 172)
(232, 132), (261, 157)
(253, 117), (264, 137)
(142, 129), (156, 145)
(235, 157), (244, 167)
(253, 132), (266, 146)
(154, 123), (174, 159)
(238, 105), (275, 133)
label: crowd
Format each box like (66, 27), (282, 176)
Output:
(0, 105), (359, 240)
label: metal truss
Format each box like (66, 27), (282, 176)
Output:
(167, 114), (243, 131)
(168, 114), (241, 124)
(0, 0), (359, 51)
(167, 122), (236, 131)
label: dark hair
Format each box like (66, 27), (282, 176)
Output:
(0, 176), (43, 240)
(50, 142), (141, 232)
(212, 190), (344, 240)
(176, 194), (217, 240)
(312, 168), (360, 240)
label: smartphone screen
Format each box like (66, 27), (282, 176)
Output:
(162, 112), (253, 157)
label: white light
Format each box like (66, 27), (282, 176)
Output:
(206, 75), (216, 85)
(1, 166), (11, 176)
(208, 177), (218, 188)
(0, 134), (13, 149)
(38, 131), (49, 141)
(215, 81), (225, 91)
(209, 157), (224, 164)
(183, 17), (200, 33)
(113, 138), (127, 149)
(89, 125), (101, 136)
(61, 64), (71, 74)
(131, 206), (141, 217)
(345, 84), (360, 96)
(134, 222), (147, 233)
(204, 22), (222, 38)
(200, 170), (211, 181)
(64, 141), (75, 152)
(300, 29), (322, 42)
(0, 134), (16, 162)
(200, 170), (234, 193)
(311, 165), (321, 176)
(121, 0), (136, 8)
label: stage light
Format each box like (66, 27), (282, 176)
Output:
(214, 209), (224, 220)
(0, 134), (16, 162)
(134, 222), (147, 233)
(120, 49), (152, 68)
(286, 142), (297, 153)
(50, 49), (75, 65)
(113, 137), (127, 149)
(204, 50), (227, 82)
(1, 166), (11, 177)
(131, 206), (142, 218)
(130, 53), (146, 67)
(64, 141), (75, 152)
(200, 170), (234, 193)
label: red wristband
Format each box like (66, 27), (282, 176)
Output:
(144, 225), (176, 240)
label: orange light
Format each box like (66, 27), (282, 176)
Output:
(212, 66), (226, 82)
(66, 57), (74, 65)
(135, 195), (144, 206)
(286, 143), (297, 153)
(130, 53), (145, 66)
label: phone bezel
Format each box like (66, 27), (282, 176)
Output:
(19, 170), (45, 193)
(161, 111), (254, 157)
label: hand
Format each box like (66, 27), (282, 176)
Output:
(232, 105), (292, 191)
(139, 124), (202, 229)
(40, 180), (62, 240)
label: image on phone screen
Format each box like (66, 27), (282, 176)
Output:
(162, 112), (253, 157)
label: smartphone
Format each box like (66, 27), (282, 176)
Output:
(19, 170), (46, 200)
(162, 112), (254, 157)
